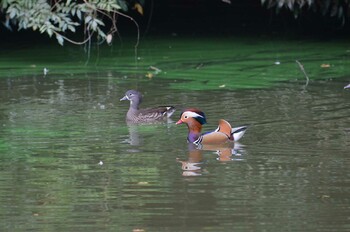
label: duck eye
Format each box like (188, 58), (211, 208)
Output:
(184, 115), (188, 119)
(129, 93), (133, 96)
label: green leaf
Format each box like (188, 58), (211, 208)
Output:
(90, 20), (97, 30)
(68, 25), (75, 32)
(8, 8), (17, 18)
(62, 23), (67, 31)
(76, 9), (82, 20)
(97, 28), (106, 38)
(94, 18), (104, 26)
(47, 28), (53, 37)
(56, 34), (64, 46)
(85, 15), (92, 23)
(39, 24), (47, 33)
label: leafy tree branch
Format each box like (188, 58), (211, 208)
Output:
(1, 0), (140, 47)
(262, 0), (349, 23)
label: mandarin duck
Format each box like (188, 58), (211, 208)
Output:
(120, 90), (175, 123)
(176, 108), (247, 145)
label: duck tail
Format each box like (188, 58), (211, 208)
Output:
(164, 106), (176, 118)
(231, 126), (248, 142)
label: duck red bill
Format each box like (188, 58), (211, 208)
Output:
(176, 119), (183, 124)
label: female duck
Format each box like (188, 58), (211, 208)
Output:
(120, 90), (175, 123)
(176, 108), (247, 145)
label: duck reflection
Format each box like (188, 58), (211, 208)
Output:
(177, 144), (205, 176)
(126, 123), (143, 146)
(177, 143), (246, 176)
(125, 119), (174, 146)
(198, 142), (245, 162)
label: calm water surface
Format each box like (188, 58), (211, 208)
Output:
(0, 37), (350, 231)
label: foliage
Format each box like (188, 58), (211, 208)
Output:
(0, 0), (138, 46)
(262, 0), (350, 23)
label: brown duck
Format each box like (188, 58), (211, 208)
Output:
(120, 90), (175, 123)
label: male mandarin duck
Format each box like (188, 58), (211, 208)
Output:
(120, 90), (175, 123)
(176, 108), (247, 145)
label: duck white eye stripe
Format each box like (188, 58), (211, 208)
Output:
(183, 111), (204, 118)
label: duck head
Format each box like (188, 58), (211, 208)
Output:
(176, 109), (207, 125)
(176, 109), (207, 143)
(120, 90), (142, 109)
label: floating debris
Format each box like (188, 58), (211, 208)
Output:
(132, 229), (145, 232)
(196, 63), (204, 69)
(137, 182), (149, 185)
(145, 66), (162, 79)
(150, 66), (162, 74)
(321, 64), (330, 68)
(43, 68), (49, 76)
(145, 73), (154, 79)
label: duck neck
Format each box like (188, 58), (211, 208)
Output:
(186, 122), (202, 143)
(129, 99), (140, 110)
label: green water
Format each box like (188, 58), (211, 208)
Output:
(0, 36), (349, 231)
(2, 36), (350, 89)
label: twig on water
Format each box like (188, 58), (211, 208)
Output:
(150, 66), (162, 74)
(296, 60), (309, 89)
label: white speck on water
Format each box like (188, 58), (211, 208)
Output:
(97, 103), (106, 110)
(43, 68), (49, 75)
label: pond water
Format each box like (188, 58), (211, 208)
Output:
(0, 36), (350, 231)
